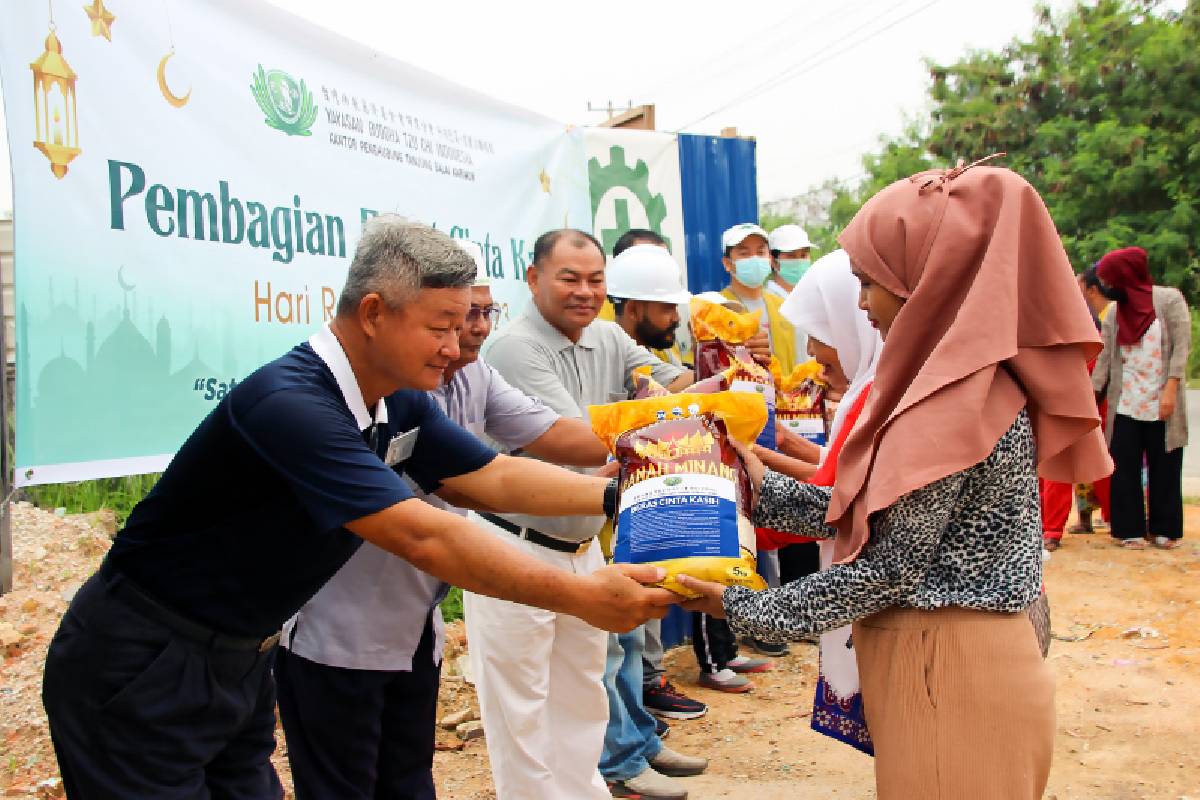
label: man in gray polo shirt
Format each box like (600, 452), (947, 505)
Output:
(467, 229), (700, 800)
(275, 242), (613, 799)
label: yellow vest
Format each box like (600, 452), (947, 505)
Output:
(719, 286), (798, 373)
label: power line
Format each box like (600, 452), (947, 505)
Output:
(672, 0), (944, 132)
(638, 0), (881, 103)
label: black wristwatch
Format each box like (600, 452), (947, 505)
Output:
(602, 478), (619, 519)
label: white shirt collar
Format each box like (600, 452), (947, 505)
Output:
(308, 324), (389, 431)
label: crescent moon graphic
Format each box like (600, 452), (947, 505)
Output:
(157, 51), (191, 108)
(117, 265), (136, 292)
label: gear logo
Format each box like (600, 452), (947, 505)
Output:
(588, 145), (671, 254)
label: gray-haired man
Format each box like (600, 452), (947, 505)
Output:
(274, 240), (614, 799)
(41, 217), (677, 799)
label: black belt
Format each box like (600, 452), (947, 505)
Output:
(479, 513), (593, 555)
(99, 560), (281, 653)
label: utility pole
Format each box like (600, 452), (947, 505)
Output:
(587, 100), (634, 123)
(0, 218), (12, 594)
(587, 101), (656, 131)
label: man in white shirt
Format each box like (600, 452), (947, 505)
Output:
(469, 229), (704, 800)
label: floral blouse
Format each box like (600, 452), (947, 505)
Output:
(723, 411), (1042, 641)
(1116, 319), (1164, 422)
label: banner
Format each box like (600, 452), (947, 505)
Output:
(0, 0), (589, 485)
(583, 128), (688, 282)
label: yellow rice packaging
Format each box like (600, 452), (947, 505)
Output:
(590, 391), (769, 597)
(690, 297), (761, 378)
(776, 360), (828, 445)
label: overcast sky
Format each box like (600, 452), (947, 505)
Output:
(0, 0), (1158, 215)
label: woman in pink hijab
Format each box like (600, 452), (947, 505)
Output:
(680, 163), (1111, 799)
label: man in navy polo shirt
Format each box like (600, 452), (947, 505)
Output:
(41, 217), (677, 799)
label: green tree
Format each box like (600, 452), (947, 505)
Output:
(805, 0), (1200, 298)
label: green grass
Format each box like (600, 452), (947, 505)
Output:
(23, 474), (470, 623)
(440, 586), (464, 622)
(24, 474), (160, 527)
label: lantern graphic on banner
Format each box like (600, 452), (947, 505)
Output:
(30, 26), (81, 179)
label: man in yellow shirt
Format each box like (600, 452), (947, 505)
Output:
(718, 223), (799, 373)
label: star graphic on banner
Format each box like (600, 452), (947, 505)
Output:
(83, 0), (116, 41)
(538, 168), (551, 193)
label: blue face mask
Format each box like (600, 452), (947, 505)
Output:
(777, 258), (811, 285)
(733, 256), (772, 287)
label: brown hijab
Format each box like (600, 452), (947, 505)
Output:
(829, 164), (1113, 564)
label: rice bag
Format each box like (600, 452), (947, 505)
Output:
(776, 360), (828, 445)
(630, 366), (671, 399)
(721, 349), (778, 451)
(690, 297), (761, 380)
(590, 391), (769, 597)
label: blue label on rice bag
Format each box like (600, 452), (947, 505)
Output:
(780, 415), (826, 446)
(614, 473), (739, 564)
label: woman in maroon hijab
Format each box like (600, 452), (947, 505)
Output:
(1093, 246), (1191, 549)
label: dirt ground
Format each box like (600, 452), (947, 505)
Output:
(1, 500), (1198, 799)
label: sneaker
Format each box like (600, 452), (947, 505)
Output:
(649, 745), (709, 777)
(726, 655), (772, 673)
(644, 676), (708, 720)
(608, 766), (688, 799)
(654, 716), (670, 739)
(749, 638), (789, 657)
(698, 668), (752, 693)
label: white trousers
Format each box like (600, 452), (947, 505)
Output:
(464, 515), (610, 800)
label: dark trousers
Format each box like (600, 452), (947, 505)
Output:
(1109, 414), (1183, 540)
(275, 617), (441, 800)
(692, 613), (738, 674)
(778, 541), (821, 585)
(42, 571), (282, 799)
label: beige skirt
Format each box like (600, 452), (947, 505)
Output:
(853, 606), (1054, 800)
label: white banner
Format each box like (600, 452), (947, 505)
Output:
(0, 0), (589, 485)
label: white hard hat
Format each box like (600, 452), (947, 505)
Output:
(606, 244), (691, 304)
(721, 222), (769, 249)
(456, 239), (489, 286)
(768, 224), (814, 252)
(692, 291), (731, 306)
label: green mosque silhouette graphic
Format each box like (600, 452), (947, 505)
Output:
(16, 270), (252, 477)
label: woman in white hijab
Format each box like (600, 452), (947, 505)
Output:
(778, 249), (883, 754)
(780, 249), (882, 447)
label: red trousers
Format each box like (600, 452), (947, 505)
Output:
(1039, 478), (1073, 541)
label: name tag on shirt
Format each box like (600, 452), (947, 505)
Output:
(385, 428), (419, 466)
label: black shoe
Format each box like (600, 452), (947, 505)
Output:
(749, 638), (789, 657)
(643, 675), (708, 720)
(655, 715), (670, 739)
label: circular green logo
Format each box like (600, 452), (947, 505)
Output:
(266, 70), (303, 124)
(251, 64), (317, 137)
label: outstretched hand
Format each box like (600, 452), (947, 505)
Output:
(676, 575), (728, 618)
(730, 438), (764, 506)
(573, 564), (681, 633)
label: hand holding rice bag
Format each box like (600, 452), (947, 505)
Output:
(630, 366), (672, 399)
(776, 360), (828, 445)
(590, 392), (769, 597)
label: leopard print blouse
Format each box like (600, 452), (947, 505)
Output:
(724, 410), (1042, 642)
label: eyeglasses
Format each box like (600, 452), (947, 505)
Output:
(467, 304), (502, 324)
